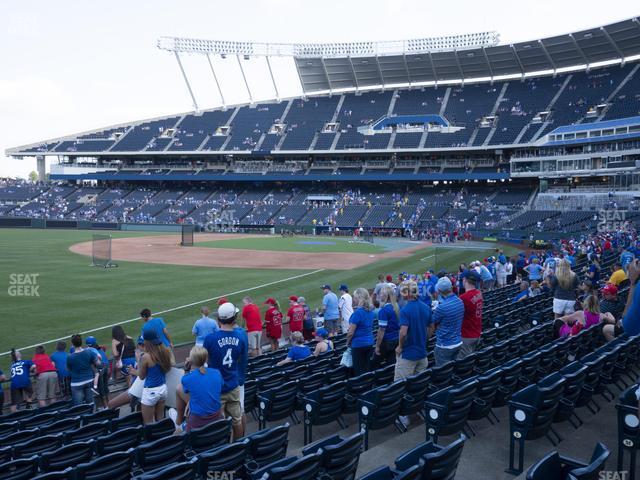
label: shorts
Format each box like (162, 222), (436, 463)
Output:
(220, 387), (243, 425)
(394, 356), (428, 381)
(238, 385), (245, 412)
(36, 371), (58, 401)
(11, 386), (33, 406)
(553, 298), (576, 315)
(460, 338), (479, 358)
(141, 384), (167, 407)
(324, 318), (339, 334)
(120, 357), (136, 376)
(248, 331), (262, 350)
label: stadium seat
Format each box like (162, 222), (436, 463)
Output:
(18, 411), (57, 430)
(427, 362), (455, 394)
(301, 431), (364, 480)
(39, 401), (72, 414)
(374, 364), (396, 386)
(185, 418), (231, 454)
(399, 369), (431, 419)
(244, 423), (290, 467)
(507, 374), (566, 474)
(39, 417), (81, 436)
(300, 380), (348, 444)
(142, 418), (175, 442)
(359, 381), (407, 450)
(131, 457), (198, 480)
(81, 408), (119, 426)
(296, 371), (325, 406)
(0, 428), (39, 448)
(424, 379), (478, 443)
(453, 353), (477, 381)
(251, 452), (323, 480)
(556, 362), (589, 428)
(110, 411), (143, 431)
(0, 446), (11, 464)
(196, 440), (250, 479)
(243, 379), (258, 421)
(257, 381), (300, 429)
(525, 442), (610, 480)
(0, 423), (18, 438)
(324, 365), (349, 384)
(58, 404), (93, 419)
(95, 425), (143, 456)
(343, 372), (375, 414)
(134, 435), (187, 473)
(11, 433), (63, 459)
(467, 367), (502, 426)
(615, 383), (640, 478)
(0, 456), (39, 480)
(493, 359), (523, 407)
(62, 420), (109, 444)
(75, 449), (135, 480)
(39, 441), (95, 472)
(31, 470), (74, 480)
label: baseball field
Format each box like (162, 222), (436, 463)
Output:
(1, 228), (520, 370)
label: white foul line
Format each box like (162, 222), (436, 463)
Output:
(0, 268), (326, 357)
(420, 255), (435, 262)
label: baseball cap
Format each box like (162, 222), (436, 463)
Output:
(601, 284), (618, 296)
(217, 297), (229, 306)
(136, 335), (144, 345)
(321, 285), (331, 290)
(339, 284), (348, 291)
(436, 277), (452, 293)
(218, 302), (239, 321)
(142, 328), (162, 345)
(289, 295), (298, 302)
(460, 269), (482, 283)
(264, 297), (277, 305)
(315, 328), (329, 338)
(85, 336), (98, 347)
(385, 275), (393, 282)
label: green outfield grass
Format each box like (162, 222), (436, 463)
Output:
(197, 235), (386, 253)
(1, 228), (520, 371)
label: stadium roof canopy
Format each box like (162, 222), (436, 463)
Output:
(160, 17), (640, 95)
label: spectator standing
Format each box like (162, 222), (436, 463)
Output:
(192, 306), (218, 347)
(129, 329), (172, 424)
(549, 259), (578, 318)
(321, 285), (341, 336)
(505, 258), (515, 285)
(203, 302), (247, 440)
(172, 346), (223, 433)
(372, 274), (387, 303)
(604, 259), (640, 341)
(111, 326), (137, 387)
(299, 296), (315, 340)
(242, 297), (263, 357)
(496, 258), (507, 288)
(9, 349), (33, 412)
(66, 335), (100, 406)
(50, 341), (70, 398)
(346, 288), (375, 376)
(140, 308), (174, 362)
(338, 285), (354, 334)
(432, 277), (464, 366)
(32, 346), (58, 407)
(263, 298), (283, 351)
(374, 285), (400, 366)
(459, 270), (483, 357)
(524, 257), (543, 282)
(277, 332), (312, 365)
(287, 296), (305, 336)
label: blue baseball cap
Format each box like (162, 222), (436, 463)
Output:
(85, 336), (98, 346)
(460, 269), (482, 283)
(339, 284), (348, 291)
(142, 328), (162, 345)
(315, 328), (329, 338)
(321, 284), (331, 290)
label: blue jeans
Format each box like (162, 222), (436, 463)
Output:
(71, 382), (94, 406)
(434, 345), (461, 367)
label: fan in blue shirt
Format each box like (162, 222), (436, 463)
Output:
(140, 309), (172, 348)
(181, 367), (223, 417)
(10, 359), (33, 390)
(398, 299), (432, 361)
(50, 349), (69, 378)
(349, 307), (375, 347)
(192, 306), (219, 347)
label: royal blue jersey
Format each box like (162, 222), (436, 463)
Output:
(10, 360), (33, 389)
(204, 329), (247, 393)
(50, 351), (69, 378)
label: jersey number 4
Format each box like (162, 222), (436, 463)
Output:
(222, 348), (233, 368)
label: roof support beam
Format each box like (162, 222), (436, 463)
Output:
(293, 59), (307, 97)
(453, 50), (465, 85)
(265, 56), (280, 101)
(347, 56), (360, 91)
(600, 26), (626, 65)
(375, 56), (386, 89)
(206, 53), (226, 108)
(402, 54), (413, 88)
(236, 55), (253, 103)
(510, 45), (526, 78)
(319, 57), (333, 94)
(481, 47), (494, 83)
(427, 51), (438, 87)
(568, 34), (591, 70)
(538, 40), (557, 74)
(173, 52), (199, 112)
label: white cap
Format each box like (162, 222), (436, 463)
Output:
(218, 302), (239, 321)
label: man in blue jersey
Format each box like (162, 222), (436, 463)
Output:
(203, 302), (247, 440)
(432, 277), (464, 366)
(140, 308), (174, 358)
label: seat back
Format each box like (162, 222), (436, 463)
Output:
(110, 411), (143, 431)
(395, 441), (440, 472)
(39, 417), (81, 436)
(324, 366), (349, 384)
(317, 431), (363, 480)
(243, 379), (258, 414)
(59, 404), (93, 418)
(297, 372), (325, 396)
(142, 418), (176, 442)
(306, 381), (346, 424)
(268, 452), (323, 480)
(0, 456), (39, 480)
(525, 451), (563, 480)
(135, 435), (186, 472)
(260, 381), (298, 421)
(12, 433), (63, 458)
(63, 420), (110, 444)
(362, 381), (405, 429)
(420, 435), (466, 480)
(257, 372), (285, 392)
(569, 442), (610, 480)
(444, 380), (478, 429)
(245, 423), (289, 467)
(196, 440), (249, 478)
(185, 418), (231, 453)
(374, 364), (396, 386)
(95, 426), (143, 456)
(0, 428), (39, 448)
(39, 441), (95, 472)
(0, 422), (19, 438)
(19, 412), (58, 430)
(81, 408), (119, 426)
(429, 362), (455, 392)
(75, 449), (135, 480)
(132, 457), (198, 480)
(453, 353), (477, 380)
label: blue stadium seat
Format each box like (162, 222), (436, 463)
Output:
(244, 423), (289, 467)
(343, 372), (375, 414)
(257, 381), (300, 429)
(110, 411), (143, 431)
(525, 442), (610, 480)
(184, 418), (231, 454)
(300, 380), (347, 444)
(243, 379), (258, 421)
(58, 404), (93, 419)
(39, 417), (81, 436)
(467, 367), (502, 427)
(134, 435), (187, 473)
(62, 420), (109, 444)
(0, 423), (18, 438)
(399, 369), (431, 419)
(0, 456), (40, 480)
(131, 457), (198, 480)
(196, 440), (250, 479)
(11, 433), (63, 459)
(142, 418), (175, 442)
(80, 408), (119, 426)
(18, 412), (58, 430)
(424, 379), (478, 443)
(75, 449), (135, 480)
(616, 383), (640, 478)
(0, 429), (39, 448)
(94, 425), (143, 456)
(301, 431), (364, 480)
(251, 452), (323, 480)
(39, 441), (95, 472)
(359, 381), (407, 450)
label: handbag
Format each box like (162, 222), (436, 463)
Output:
(340, 347), (353, 368)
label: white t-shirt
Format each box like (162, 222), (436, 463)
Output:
(339, 293), (354, 322)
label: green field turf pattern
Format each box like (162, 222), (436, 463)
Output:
(196, 235), (386, 253)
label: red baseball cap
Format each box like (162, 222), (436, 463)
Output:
(217, 297), (229, 306)
(386, 275), (393, 282)
(289, 295), (298, 302)
(264, 297), (277, 305)
(601, 284), (618, 296)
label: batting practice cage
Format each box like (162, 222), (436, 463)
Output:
(91, 234), (117, 268)
(181, 224), (195, 246)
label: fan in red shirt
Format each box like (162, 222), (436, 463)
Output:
(459, 270), (484, 358)
(287, 296), (305, 334)
(242, 297), (263, 357)
(263, 298), (283, 351)
(32, 346), (58, 407)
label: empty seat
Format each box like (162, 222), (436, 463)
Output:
(11, 433), (63, 459)
(616, 383), (640, 478)
(63, 420), (110, 444)
(110, 411), (143, 431)
(252, 452), (322, 480)
(301, 431), (364, 480)
(344, 372), (375, 414)
(244, 423), (289, 467)
(526, 442), (610, 480)
(359, 381), (406, 450)
(428, 362), (455, 394)
(0, 456), (39, 480)
(39, 417), (81, 436)
(300, 380), (347, 444)
(0, 423), (18, 438)
(81, 408), (119, 426)
(75, 449), (135, 480)
(425, 379), (478, 443)
(196, 440), (250, 479)
(258, 381), (300, 429)
(131, 457), (198, 480)
(467, 367), (502, 426)
(0, 446), (11, 463)
(243, 379), (258, 420)
(412, 435), (467, 480)
(374, 364), (396, 386)
(399, 370), (431, 419)
(185, 418), (231, 454)
(135, 435), (187, 473)
(39, 441), (95, 472)
(58, 404), (93, 419)
(95, 426), (143, 456)
(0, 429), (39, 448)
(32, 469), (74, 480)
(142, 418), (175, 442)
(19, 412), (57, 430)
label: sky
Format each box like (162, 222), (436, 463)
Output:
(0, 0), (638, 178)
